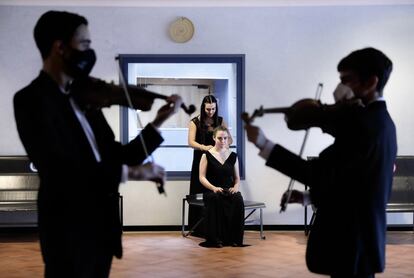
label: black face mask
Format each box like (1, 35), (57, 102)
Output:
(64, 48), (96, 78)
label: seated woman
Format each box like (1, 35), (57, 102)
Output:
(199, 126), (244, 247)
(188, 95), (232, 237)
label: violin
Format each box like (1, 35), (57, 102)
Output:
(242, 100), (322, 213)
(242, 98), (364, 132)
(242, 87), (366, 212)
(70, 76), (196, 114)
(242, 84), (324, 212)
(70, 76), (196, 196)
(242, 99), (323, 129)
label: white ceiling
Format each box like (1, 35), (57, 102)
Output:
(0, 0), (413, 7)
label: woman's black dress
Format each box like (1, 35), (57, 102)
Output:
(188, 116), (222, 237)
(202, 152), (244, 246)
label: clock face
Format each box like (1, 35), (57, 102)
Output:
(169, 17), (194, 43)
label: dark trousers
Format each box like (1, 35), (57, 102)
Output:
(40, 226), (114, 278)
(44, 251), (113, 278)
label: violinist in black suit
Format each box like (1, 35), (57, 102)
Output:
(14, 11), (182, 277)
(245, 48), (397, 278)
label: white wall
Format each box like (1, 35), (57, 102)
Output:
(1, 3), (414, 225)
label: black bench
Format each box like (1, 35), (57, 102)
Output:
(0, 156), (39, 227)
(182, 193), (266, 239)
(387, 156), (414, 231)
(0, 156), (125, 228)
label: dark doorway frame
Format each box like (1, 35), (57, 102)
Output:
(117, 54), (245, 179)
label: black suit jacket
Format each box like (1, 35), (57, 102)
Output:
(14, 71), (163, 258)
(265, 101), (397, 275)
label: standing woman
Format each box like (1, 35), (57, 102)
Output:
(187, 95), (232, 237)
(199, 126), (244, 247)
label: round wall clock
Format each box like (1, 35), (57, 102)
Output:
(169, 17), (195, 43)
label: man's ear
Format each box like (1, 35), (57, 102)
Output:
(52, 40), (65, 56)
(363, 75), (379, 92)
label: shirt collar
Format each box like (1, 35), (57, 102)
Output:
(367, 94), (385, 105)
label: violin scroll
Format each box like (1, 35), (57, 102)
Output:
(241, 106), (264, 125)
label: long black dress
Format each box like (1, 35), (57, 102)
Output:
(188, 116), (222, 237)
(202, 152), (244, 246)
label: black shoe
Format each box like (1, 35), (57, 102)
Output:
(199, 241), (223, 248)
(231, 242), (249, 247)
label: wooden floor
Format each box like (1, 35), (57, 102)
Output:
(0, 231), (413, 277)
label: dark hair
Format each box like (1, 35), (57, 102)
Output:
(200, 95), (219, 127)
(34, 11), (88, 60)
(213, 125), (230, 138)
(337, 47), (393, 95)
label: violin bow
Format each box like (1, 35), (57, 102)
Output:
(280, 83), (323, 212)
(117, 61), (166, 195)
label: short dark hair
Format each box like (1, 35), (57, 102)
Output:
(34, 11), (88, 60)
(337, 47), (393, 94)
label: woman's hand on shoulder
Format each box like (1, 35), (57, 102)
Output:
(203, 145), (214, 151)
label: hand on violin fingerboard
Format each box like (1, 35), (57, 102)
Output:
(241, 107), (264, 125)
(151, 95), (183, 128)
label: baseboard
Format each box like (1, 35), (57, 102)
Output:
(387, 224), (414, 231)
(122, 224), (413, 232)
(0, 226), (38, 234)
(123, 225), (182, 231)
(123, 225), (307, 232)
(1, 224), (412, 233)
